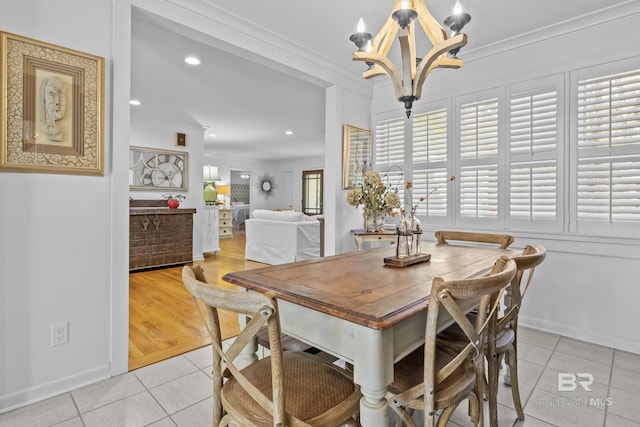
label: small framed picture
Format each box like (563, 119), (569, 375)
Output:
(176, 132), (186, 147)
(0, 31), (104, 175)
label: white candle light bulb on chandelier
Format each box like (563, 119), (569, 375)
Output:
(453, 0), (463, 15)
(357, 17), (366, 33)
(400, 0), (410, 10)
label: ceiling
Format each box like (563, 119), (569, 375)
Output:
(130, 0), (629, 160)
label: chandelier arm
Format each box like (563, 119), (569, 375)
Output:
(353, 51), (404, 100)
(413, 35), (466, 99)
(362, 66), (386, 79)
(413, 0), (448, 45)
(414, 57), (463, 100)
(372, 14), (400, 57)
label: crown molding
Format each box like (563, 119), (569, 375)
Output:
(463, 1), (640, 63)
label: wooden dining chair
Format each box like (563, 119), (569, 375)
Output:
(438, 245), (546, 426)
(489, 245), (546, 424)
(182, 265), (362, 427)
(190, 264), (332, 358)
(435, 230), (515, 249)
(386, 256), (517, 427)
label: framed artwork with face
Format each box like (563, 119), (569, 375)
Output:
(0, 31), (104, 175)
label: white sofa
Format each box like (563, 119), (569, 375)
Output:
(245, 210), (321, 265)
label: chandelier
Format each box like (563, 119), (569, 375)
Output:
(350, 0), (470, 118)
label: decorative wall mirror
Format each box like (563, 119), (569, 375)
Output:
(129, 146), (188, 191)
(342, 124), (372, 189)
(256, 172), (277, 199)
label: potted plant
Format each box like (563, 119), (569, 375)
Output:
(163, 193), (186, 209)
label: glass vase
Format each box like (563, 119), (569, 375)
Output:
(363, 208), (385, 232)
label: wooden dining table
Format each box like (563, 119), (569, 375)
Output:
(223, 242), (519, 427)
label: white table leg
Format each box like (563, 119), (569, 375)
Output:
(353, 326), (394, 427)
(236, 312), (258, 369)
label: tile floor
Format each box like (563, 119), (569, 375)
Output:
(1, 326), (639, 427)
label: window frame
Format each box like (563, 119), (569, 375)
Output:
(570, 57), (640, 237)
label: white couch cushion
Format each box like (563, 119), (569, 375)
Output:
(245, 218), (320, 265)
(251, 209), (305, 222)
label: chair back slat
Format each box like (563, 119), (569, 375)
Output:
(435, 230), (515, 249)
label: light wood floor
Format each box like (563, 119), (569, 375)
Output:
(128, 231), (263, 371)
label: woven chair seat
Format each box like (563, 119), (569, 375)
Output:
(389, 346), (476, 411)
(222, 351), (357, 426)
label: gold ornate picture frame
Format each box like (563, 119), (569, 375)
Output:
(342, 124), (372, 189)
(0, 31), (104, 175)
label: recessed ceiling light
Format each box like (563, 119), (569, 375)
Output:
(210, 133), (216, 138)
(285, 130), (293, 135)
(184, 56), (200, 65)
(129, 99), (141, 106)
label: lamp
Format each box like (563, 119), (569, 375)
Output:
(350, 0), (470, 118)
(217, 184), (231, 208)
(203, 165), (221, 205)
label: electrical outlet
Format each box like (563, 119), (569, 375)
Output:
(51, 322), (69, 346)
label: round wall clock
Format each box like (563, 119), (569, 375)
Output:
(256, 172), (277, 199)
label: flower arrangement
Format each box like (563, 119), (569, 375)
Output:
(347, 170), (401, 231)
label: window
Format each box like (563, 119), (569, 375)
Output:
(457, 94), (501, 225)
(508, 76), (563, 232)
(412, 106), (450, 220)
(574, 64), (640, 235)
(375, 117), (405, 168)
(302, 170), (323, 215)
(375, 117), (406, 206)
(371, 57), (640, 239)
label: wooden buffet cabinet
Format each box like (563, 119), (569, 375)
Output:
(129, 200), (196, 271)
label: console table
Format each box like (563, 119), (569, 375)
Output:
(352, 229), (396, 251)
(129, 201), (195, 271)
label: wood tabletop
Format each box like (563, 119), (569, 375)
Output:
(222, 243), (519, 330)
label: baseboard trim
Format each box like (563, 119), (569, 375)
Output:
(519, 315), (640, 355)
(0, 364), (111, 414)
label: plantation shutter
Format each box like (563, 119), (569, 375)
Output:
(412, 107), (449, 218)
(576, 68), (640, 230)
(375, 118), (405, 167)
(375, 117), (406, 207)
(458, 97), (500, 221)
(509, 87), (559, 228)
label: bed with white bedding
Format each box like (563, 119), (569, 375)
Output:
(231, 203), (251, 229)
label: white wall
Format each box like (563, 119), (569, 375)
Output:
(327, 88), (375, 255)
(371, 7), (640, 353)
(0, 0), (115, 411)
(264, 156), (325, 212)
